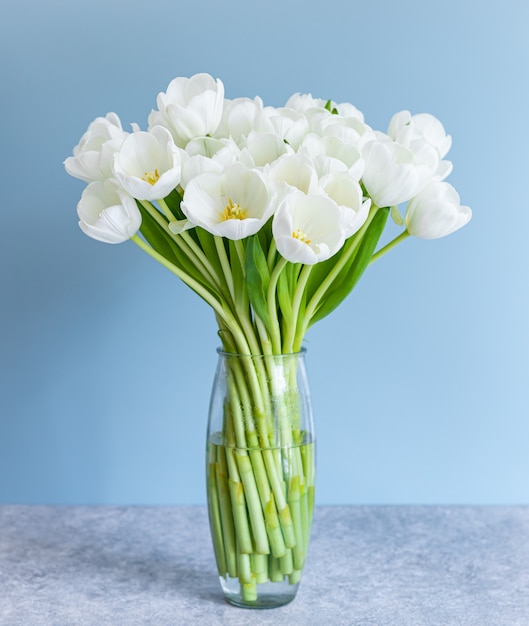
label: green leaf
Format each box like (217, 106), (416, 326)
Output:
(308, 208), (390, 327)
(277, 265), (293, 324)
(163, 187), (185, 219)
(196, 227), (223, 277)
(137, 202), (180, 265)
(195, 229), (234, 301)
(245, 234), (272, 331)
(324, 98), (338, 114)
(229, 239), (248, 310)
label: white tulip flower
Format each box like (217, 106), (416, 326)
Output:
(362, 139), (434, 208)
(181, 137), (243, 187)
(272, 190), (345, 264)
(262, 107), (310, 149)
(113, 126), (185, 201)
(309, 112), (375, 151)
(319, 172), (371, 238)
(215, 96), (272, 145)
(267, 153), (319, 194)
(64, 112), (128, 183)
(242, 131), (292, 167)
(388, 111), (453, 181)
(148, 73), (224, 145)
(284, 93), (330, 113)
(77, 180), (141, 244)
(405, 181), (472, 239)
(334, 101), (365, 121)
(300, 134), (365, 180)
(284, 93), (364, 122)
(388, 111), (452, 159)
(181, 163), (274, 240)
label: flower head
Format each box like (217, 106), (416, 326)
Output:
(266, 153), (319, 195)
(112, 126), (185, 200)
(64, 112), (128, 183)
(77, 180), (141, 244)
(181, 163), (274, 239)
(181, 137), (243, 187)
(405, 181), (472, 239)
(319, 172), (371, 238)
(262, 106), (310, 150)
(215, 96), (270, 145)
(362, 139), (434, 208)
(148, 73), (225, 146)
(388, 111), (452, 159)
(272, 190), (345, 264)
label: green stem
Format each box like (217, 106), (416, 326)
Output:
(285, 264), (312, 353)
(255, 317), (273, 356)
(139, 200), (168, 229)
(370, 229), (410, 263)
(214, 236), (235, 304)
(267, 256), (288, 354)
(180, 231), (224, 291)
(267, 238), (277, 272)
(231, 239), (263, 355)
(139, 200), (221, 291)
(234, 239), (247, 277)
(157, 197), (177, 222)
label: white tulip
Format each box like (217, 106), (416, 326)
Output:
(388, 111), (452, 159)
(77, 180), (141, 244)
(284, 93), (330, 113)
(262, 106), (310, 149)
(334, 101), (365, 121)
(148, 73), (224, 145)
(309, 112), (375, 151)
(215, 96), (271, 145)
(242, 131), (292, 167)
(112, 126), (184, 201)
(362, 139), (434, 208)
(181, 163), (274, 240)
(64, 112), (128, 183)
(181, 137), (242, 187)
(300, 134), (365, 180)
(180, 156), (224, 190)
(284, 93), (364, 122)
(405, 181), (472, 239)
(319, 172), (371, 238)
(266, 153), (319, 194)
(388, 111), (453, 183)
(272, 190), (345, 264)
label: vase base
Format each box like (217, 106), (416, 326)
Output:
(220, 575), (299, 609)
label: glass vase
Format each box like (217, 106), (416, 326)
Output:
(206, 349), (316, 609)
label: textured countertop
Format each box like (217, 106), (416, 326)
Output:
(1, 505), (528, 625)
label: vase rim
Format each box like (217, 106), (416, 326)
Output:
(216, 347), (307, 358)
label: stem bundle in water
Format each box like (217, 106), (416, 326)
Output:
(206, 351), (315, 607)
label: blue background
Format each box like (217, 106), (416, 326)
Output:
(1, 0), (528, 505)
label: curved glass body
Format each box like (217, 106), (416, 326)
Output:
(206, 350), (316, 608)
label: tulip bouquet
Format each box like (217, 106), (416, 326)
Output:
(65, 73), (471, 605)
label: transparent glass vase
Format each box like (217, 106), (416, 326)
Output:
(206, 349), (316, 608)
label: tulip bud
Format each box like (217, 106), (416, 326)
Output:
(405, 181), (471, 239)
(77, 180), (141, 244)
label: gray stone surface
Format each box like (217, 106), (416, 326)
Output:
(0, 506), (528, 625)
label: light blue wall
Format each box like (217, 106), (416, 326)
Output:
(1, 0), (528, 505)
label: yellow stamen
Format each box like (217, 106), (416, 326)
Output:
(143, 169), (160, 185)
(222, 198), (247, 221)
(292, 228), (311, 244)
